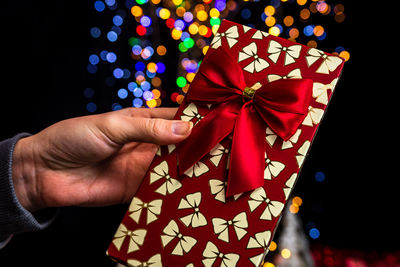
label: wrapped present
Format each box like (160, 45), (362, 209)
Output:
(106, 19), (345, 267)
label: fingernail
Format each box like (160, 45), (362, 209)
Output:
(172, 121), (193, 135)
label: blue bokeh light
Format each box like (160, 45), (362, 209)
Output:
(90, 27), (101, 38)
(117, 88), (128, 99)
(133, 98), (143, 107)
(113, 68), (124, 79)
(94, 1), (105, 12)
(106, 52), (117, 63)
(107, 31), (118, 42)
(89, 54), (100, 65)
(315, 171), (326, 182)
(86, 102), (97, 112)
(309, 228), (320, 239)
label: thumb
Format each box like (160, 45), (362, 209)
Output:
(98, 113), (193, 146)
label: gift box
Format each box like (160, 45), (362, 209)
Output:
(106, 19), (345, 267)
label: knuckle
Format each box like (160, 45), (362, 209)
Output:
(145, 118), (162, 138)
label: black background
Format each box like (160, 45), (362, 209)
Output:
(0, 1), (398, 266)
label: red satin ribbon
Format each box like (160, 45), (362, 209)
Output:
(177, 47), (313, 197)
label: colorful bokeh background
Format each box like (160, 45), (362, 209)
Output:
(0, 0), (398, 266)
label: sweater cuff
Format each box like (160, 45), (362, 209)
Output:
(0, 133), (58, 243)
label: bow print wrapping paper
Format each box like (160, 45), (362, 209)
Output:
(107, 20), (345, 267)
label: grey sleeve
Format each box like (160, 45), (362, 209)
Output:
(0, 133), (57, 248)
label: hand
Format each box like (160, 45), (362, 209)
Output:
(11, 107), (193, 212)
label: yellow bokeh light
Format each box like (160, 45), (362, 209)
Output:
(289, 204), (299, 214)
(147, 62), (157, 73)
(212, 24), (220, 34)
(194, 3), (205, 12)
(314, 25), (324, 36)
(297, 0), (307, 5)
(186, 72), (196, 83)
(309, 2), (318, 13)
(156, 45), (167, 56)
(307, 40), (317, 48)
(339, 50), (350, 61)
(176, 94), (185, 104)
(171, 29), (182, 40)
(197, 10), (208, 21)
(283, 16), (294, 27)
(292, 196), (303, 206)
(268, 26), (280, 36)
(300, 8), (310, 20)
(151, 77), (162, 87)
(172, 0), (183, 6)
(152, 89), (161, 99)
(198, 25), (208, 35)
(151, 0), (161, 4)
(264, 5), (275, 16)
(146, 99), (157, 108)
(269, 241), (277, 251)
(159, 8), (171, 19)
(182, 84), (190, 93)
(176, 7), (186, 17)
(189, 23), (199, 35)
(202, 45), (209, 55)
(289, 28), (299, 39)
(131, 6), (143, 17)
(210, 8), (220, 18)
(263, 263), (275, 267)
(281, 248), (292, 259)
(265, 16), (276, 27)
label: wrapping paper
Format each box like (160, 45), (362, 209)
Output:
(106, 19), (345, 267)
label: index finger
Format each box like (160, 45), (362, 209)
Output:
(115, 107), (179, 120)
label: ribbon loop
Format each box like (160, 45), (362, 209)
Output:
(177, 47), (312, 197)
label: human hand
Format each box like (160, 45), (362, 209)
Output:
(11, 107), (192, 212)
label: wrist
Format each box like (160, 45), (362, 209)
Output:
(12, 136), (41, 212)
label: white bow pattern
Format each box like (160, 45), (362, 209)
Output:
(313, 78), (338, 105)
(302, 106), (324, 127)
(264, 152), (285, 180)
(212, 212), (248, 243)
(248, 187), (284, 220)
(283, 173), (297, 200)
(306, 48), (343, 74)
(247, 230), (272, 266)
(178, 192), (207, 228)
(296, 141), (310, 167)
(211, 25), (239, 49)
(183, 161), (209, 178)
(238, 42), (269, 73)
(210, 143), (230, 168)
(129, 197), (163, 225)
(267, 68), (302, 82)
(267, 40), (302, 66)
(209, 179), (227, 203)
(161, 220), (197, 256)
(281, 129), (302, 150)
(202, 241), (240, 267)
(251, 30), (269, 40)
(150, 160), (182, 195)
(112, 224), (147, 254)
(265, 127), (277, 147)
(127, 254), (162, 267)
(181, 103), (204, 125)
(266, 127), (301, 150)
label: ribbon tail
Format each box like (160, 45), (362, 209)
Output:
(177, 100), (241, 176)
(226, 103), (266, 197)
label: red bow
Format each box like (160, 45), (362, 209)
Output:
(177, 47), (312, 197)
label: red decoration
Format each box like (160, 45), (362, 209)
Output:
(107, 20), (345, 267)
(177, 47), (313, 197)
